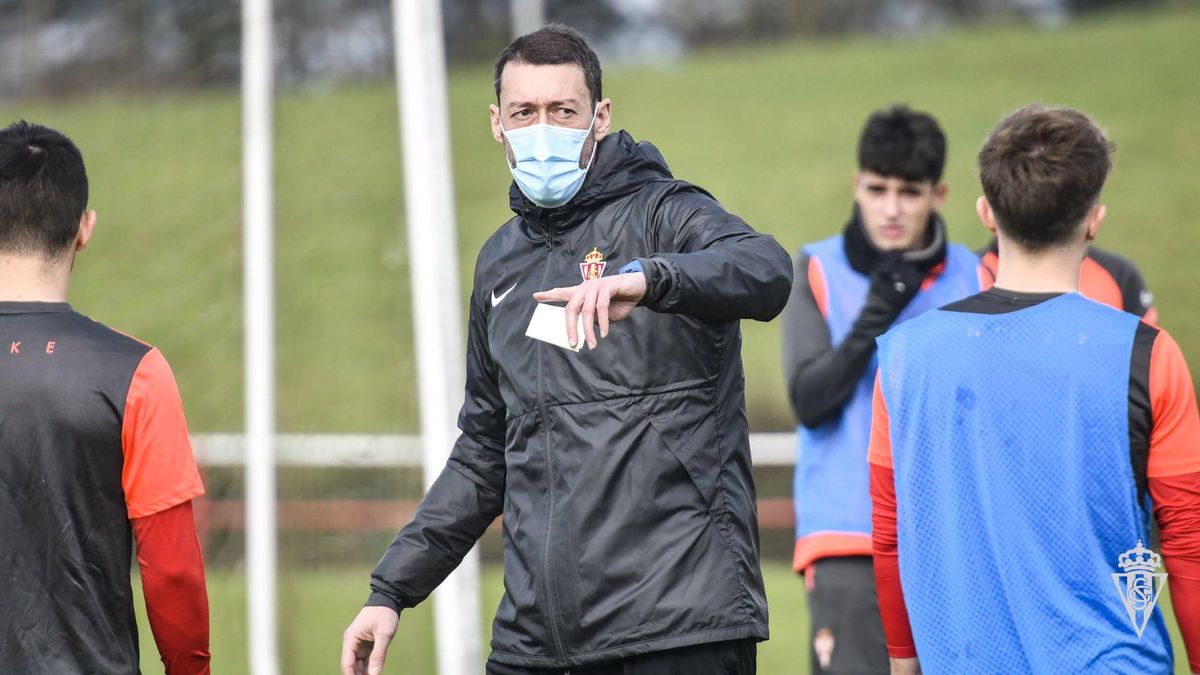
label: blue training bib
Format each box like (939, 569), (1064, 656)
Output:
(878, 294), (1171, 674)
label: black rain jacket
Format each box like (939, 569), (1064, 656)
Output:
(367, 130), (792, 668)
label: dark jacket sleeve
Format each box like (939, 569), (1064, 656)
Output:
(636, 184), (792, 323)
(365, 285), (506, 613)
(783, 252), (907, 428)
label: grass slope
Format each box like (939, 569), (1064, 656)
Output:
(1, 7), (1197, 432)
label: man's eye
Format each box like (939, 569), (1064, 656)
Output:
(901, 188), (921, 196)
(513, 110), (531, 119)
(867, 186), (886, 194)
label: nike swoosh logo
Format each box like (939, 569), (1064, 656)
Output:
(491, 283), (518, 307)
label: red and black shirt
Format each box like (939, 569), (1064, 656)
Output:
(0, 302), (207, 674)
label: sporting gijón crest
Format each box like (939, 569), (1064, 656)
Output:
(580, 247), (606, 281)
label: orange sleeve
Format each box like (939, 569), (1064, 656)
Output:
(132, 501), (212, 674)
(871, 462), (916, 658)
(978, 251), (998, 291)
(868, 371), (894, 468)
(808, 254), (829, 320)
(122, 348), (205, 519)
(1149, 471), (1200, 672)
(1145, 330), (1200, 478)
(1142, 305), (1159, 328)
(1077, 257), (1125, 312)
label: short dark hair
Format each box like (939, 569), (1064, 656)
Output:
(857, 105), (947, 183)
(978, 104), (1113, 250)
(493, 24), (602, 107)
(0, 121), (88, 258)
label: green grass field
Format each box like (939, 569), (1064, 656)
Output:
(1, 6), (1196, 433)
(134, 562), (1191, 674)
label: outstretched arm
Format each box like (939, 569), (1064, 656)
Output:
(635, 184), (792, 323)
(534, 184), (792, 345)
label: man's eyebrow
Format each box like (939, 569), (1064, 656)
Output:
(505, 98), (585, 110)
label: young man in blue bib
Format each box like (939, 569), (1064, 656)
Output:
(870, 104), (1200, 674)
(782, 105), (980, 674)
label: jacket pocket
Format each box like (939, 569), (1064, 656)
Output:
(549, 396), (740, 652)
(636, 389), (721, 511)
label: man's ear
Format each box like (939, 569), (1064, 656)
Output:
(490, 104), (515, 168)
(592, 98), (613, 142)
(75, 210), (96, 252)
(976, 196), (998, 235)
(489, 104), (504, 144)
(579, 98), (613, 169)
(931, 182), (949, 209)
(1084, 203), (1105, 242)
(851, 172), (869, 204)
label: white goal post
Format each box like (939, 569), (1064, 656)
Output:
(240, 0), (483, 672)
(241, 0), (279, 674)
(390, 0), (482, 673)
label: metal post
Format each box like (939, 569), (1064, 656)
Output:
(511, 0), (545, 37)
(242, 0), (279, 673)
(391, 1), (482, 673)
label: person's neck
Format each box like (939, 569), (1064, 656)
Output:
(992, 236), (1083, 294)
(0, 255), (71, 302)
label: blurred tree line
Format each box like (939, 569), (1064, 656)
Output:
(0, 0), (1181, 97)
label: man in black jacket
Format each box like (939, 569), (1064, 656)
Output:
(341, 24), (792, 675)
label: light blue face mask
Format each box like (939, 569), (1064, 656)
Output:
(501, 108), (598, 209)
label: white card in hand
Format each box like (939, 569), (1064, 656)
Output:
(525, 303), (585, 352)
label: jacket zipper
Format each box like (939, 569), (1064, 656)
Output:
(536, 215), (569, 667)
